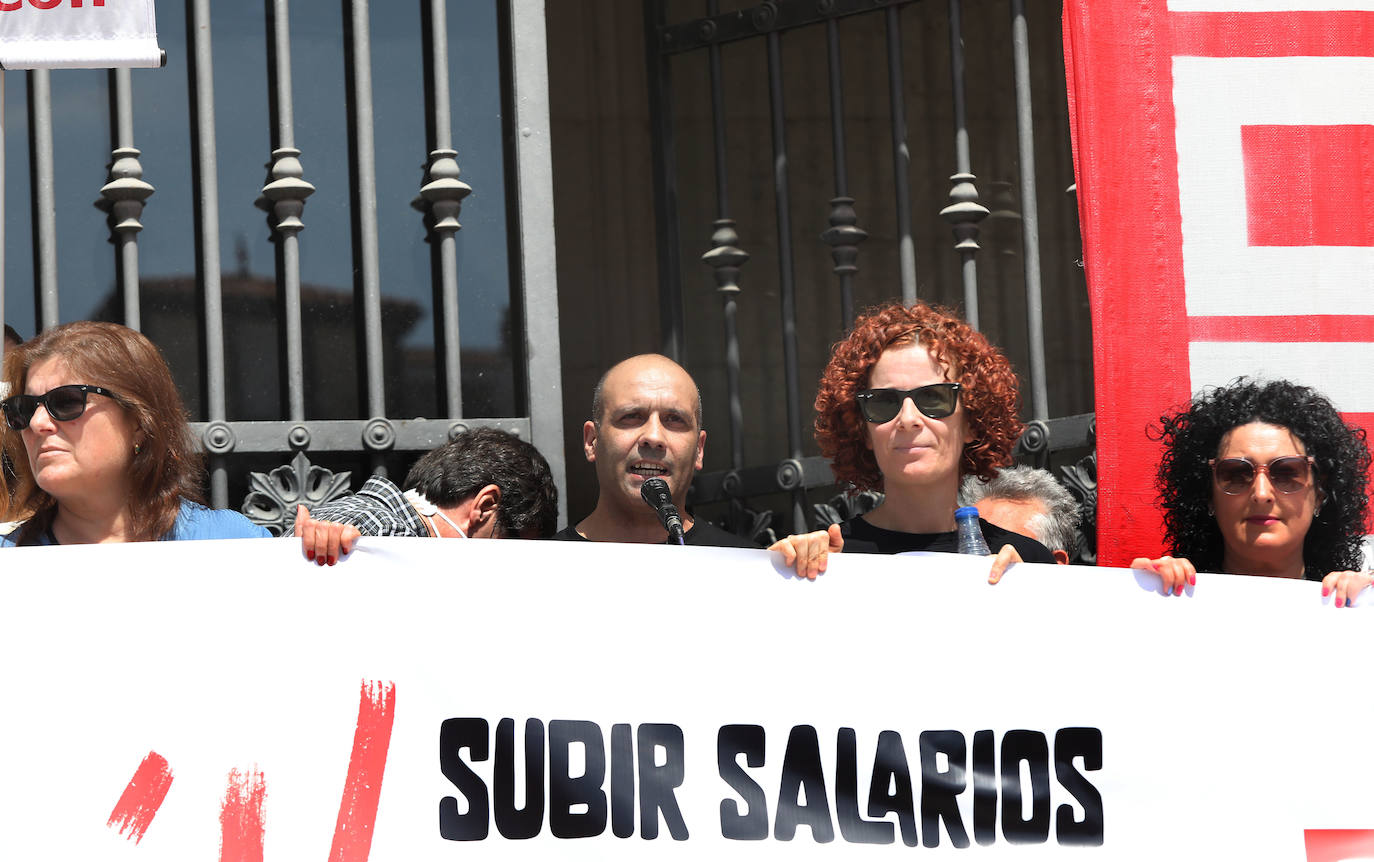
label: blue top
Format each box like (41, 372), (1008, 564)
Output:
(0, 499), (270, 546)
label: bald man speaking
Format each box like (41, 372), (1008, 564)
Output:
(553, 354), (754, 547)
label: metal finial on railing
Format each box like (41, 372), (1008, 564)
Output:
(943, 0), (988, 329)
(418, 149), (471, 233)
(703, 217), (749, 478)
(940, 174), (988, 253)
(96, 67), (154, 331)
(939, 172), (989, 327)
(259, 0), (314, 424)
(703, 0), (747, 487)
(821, 198), (866, 275)
(702, 218), (748, 296)
(257, 147), (315, 237)
(413, 146), (471, 419)
(823, 17), (865, 330)
(415, 0), (470, 420)
(96, 146), (155, 329)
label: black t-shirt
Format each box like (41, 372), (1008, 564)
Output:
(550, 519), (759, 549)
(839, 515), (1056, 563)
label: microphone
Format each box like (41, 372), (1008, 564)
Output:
(639, 477), (686, 545)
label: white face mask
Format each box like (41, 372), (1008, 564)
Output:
(403, 488), (468, 539)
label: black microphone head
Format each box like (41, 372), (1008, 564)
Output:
(640, 476), (673, 509)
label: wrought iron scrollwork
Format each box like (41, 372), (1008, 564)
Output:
(1058, 419), (1098, 565)
(1015, 418), (1051, 468)
(717, 499), (777, 548)
(812, 488), (883, 530)
(241, 451), (353, 536)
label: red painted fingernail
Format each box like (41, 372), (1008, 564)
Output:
(306, 549), (314, 561)
(1322, 586), (1330, 597)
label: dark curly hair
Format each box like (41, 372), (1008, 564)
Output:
(814, 301), (1024, 491)
(404, 427), (559, 539)
(1153, 378), (1370, 578)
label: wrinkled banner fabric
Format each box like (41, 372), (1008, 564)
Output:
(1, 537), (1371, 859)
(0, 0), (160, 69)
(1063, 0), (1374, 564)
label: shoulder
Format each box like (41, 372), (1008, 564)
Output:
(171, 501), (273, 540)
(354, 475), (406, 501)
(0, 521), (49, 546)
(981, 520), (1056, 563)
(838, 516), (916, 554)
(548, 524), (588, 541)
(684, 520), (759, 549)
(304, 476), (424, 537)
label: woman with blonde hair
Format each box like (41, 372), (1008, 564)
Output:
(1, 321), (268, 545)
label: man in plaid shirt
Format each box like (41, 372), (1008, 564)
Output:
(294, 427), (558, 564)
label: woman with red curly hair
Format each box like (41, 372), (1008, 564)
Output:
(771, 301), (1054, 578)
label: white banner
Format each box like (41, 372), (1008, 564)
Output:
(1, 537), (1372, 859)
(0, 0), (159, 70)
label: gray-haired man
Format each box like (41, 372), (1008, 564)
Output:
(960, 465), (1079, 565)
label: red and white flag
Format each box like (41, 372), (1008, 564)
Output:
(0, 0), (160, 69)
(1064, 0), (1374, 564)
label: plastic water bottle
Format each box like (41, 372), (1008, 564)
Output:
(955, 506), (991, 555)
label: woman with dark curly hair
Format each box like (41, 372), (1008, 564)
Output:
(771, 301), (1055, 578)
(0, 321), (269, 545)
(1137, 377), (1373, 605)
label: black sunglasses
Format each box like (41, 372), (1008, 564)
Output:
(1, 384), (120, 431)
(1209, 455), (1315, 495)
(856, 383), (961, 423)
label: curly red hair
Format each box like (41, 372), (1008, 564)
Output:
(815, 301), (1023, 491)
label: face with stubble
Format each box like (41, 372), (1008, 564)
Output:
(583, 355), (705, 515)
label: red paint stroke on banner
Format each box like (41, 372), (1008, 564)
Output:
(1304, 828), (1374, 862)
(1172, 11), (1374, 57)
(328, 680), (396, 862)
(220, 768), (267, 862)
(1243, 125), (1374, 247)
(106, 750), (174, 844)
(1189, 315), (1374, 343)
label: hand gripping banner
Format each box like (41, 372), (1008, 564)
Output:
(0, 0), (161, 69)
(1063, 1), (1374, 563)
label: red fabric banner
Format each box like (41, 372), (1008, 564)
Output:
(1063, 1), (1374, 565)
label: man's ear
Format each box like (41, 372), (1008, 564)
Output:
(465, 484), (503, 537)
(583, 420), (598, 463)
(1053, 549), (1071, 565)
(694, 430), (705, 471)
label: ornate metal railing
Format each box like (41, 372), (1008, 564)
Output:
(0, 0), (565, 521)
(650, 0), (1091, 542)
